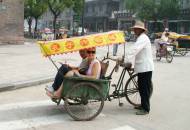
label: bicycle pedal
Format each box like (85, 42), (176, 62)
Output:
(119, 103), (124, 107)
(111, 84), (116, 87)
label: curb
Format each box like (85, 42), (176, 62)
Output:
(0, 77), (54, 92)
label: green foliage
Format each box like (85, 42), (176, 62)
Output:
(24, 0), (48, 19)
(24, 0), (48, 35)
(158, 0), (180, 20)
(124, 0), (180, 21)
(138, 0), (158, 20)
(72, 0), (84, 15)
(45, 0), (74, 38)
(46, 0), (73, 16)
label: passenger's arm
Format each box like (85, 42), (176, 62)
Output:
(89, 63), (100, 79)
(74, 62), (100, 79)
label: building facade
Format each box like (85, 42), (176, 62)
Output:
(84, 0), (119, 32)
(38, 9), (73, 31)
(83, 0), (136, 32)
(114, 0), (135, 31)
(0, 0), (24, 44)
(37, 0), (120, 33)
(147, 0), (190, 34)
(176, 0), (190, 33)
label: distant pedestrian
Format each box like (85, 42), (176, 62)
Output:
(113, 44), (118, 56)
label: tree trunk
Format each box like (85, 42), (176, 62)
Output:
(153, 17), (157, 32)
(53, 15), (58, 39)
(27, 17), (33, 37)
(34, 18), (38, 38)
(34, 18), (38, 33)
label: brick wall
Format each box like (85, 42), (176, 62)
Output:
(0, 0), (24, 44)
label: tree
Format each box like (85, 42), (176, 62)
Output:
(158, 0), (180, 20)
(72, 0), (84, 15)
(32, 0), (48, 34)
(124, 0), (180, 32)
(24, 0), (34, 36)
(72, 0), (84, 35)
(125, 0), (180, 21)
(24, 0), (48, 37)
(46, 0), (73, 37)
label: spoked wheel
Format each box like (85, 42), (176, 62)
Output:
(124, 74), (153, 107)
(64, 82), (104, 121)
(156, 52), (161, 61)
(125, 74), (140, 106)
(180, 50), (188, 56)
(172, 50), (176, 56)
(166, 51), (173, 63)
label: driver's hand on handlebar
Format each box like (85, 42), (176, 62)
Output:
(121, 62), (132, 69)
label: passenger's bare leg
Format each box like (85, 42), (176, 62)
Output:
(53, 85), (63, 98)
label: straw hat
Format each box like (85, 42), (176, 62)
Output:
(130, 21), (147, 31)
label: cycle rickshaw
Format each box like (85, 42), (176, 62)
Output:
(154, 32), (174, 63)
(167, 32), (190, 56)
(155, 41), (173, 63)
(38, 31), (150, 121)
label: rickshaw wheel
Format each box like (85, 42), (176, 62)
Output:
(64, 82), (104, 121)
(124, 74), (153, 107)
(180, 50), (187, 56)
(166, 52), (173, 63)
(124, 74), (141, 106)
(156, 52), (161, 61)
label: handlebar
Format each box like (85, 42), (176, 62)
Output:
(102, 55), (135, 79)
(102, 55), (133, 70)
(102, 55), (124, 62)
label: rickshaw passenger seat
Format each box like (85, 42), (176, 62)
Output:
(99, 61), (109, 79)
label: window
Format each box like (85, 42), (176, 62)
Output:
(0, 0), (6, 11)
(92, 6), (95, 12)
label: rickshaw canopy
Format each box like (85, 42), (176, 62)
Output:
(38, 31), (125, 57)
(155, 32), (190, 39)
(168, 32), (187, 39)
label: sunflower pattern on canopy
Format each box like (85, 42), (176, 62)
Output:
(38, 31), (125, 56)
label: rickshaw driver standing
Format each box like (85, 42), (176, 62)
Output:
(124, 21), (154, 115)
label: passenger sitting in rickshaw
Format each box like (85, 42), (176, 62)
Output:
(45, 47), (101, 99)
(155, 32), (170, 52)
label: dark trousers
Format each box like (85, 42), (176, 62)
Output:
(52, 64), (72, 91)
(138, 71), (152, 112)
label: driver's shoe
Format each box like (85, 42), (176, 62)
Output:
(136, 109), (149, 115)
(134, 106), (143, 110)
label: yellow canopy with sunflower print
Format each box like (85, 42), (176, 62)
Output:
(38, 31), (125, 56)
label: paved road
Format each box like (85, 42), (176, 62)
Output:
(0, 49), (190, 130)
